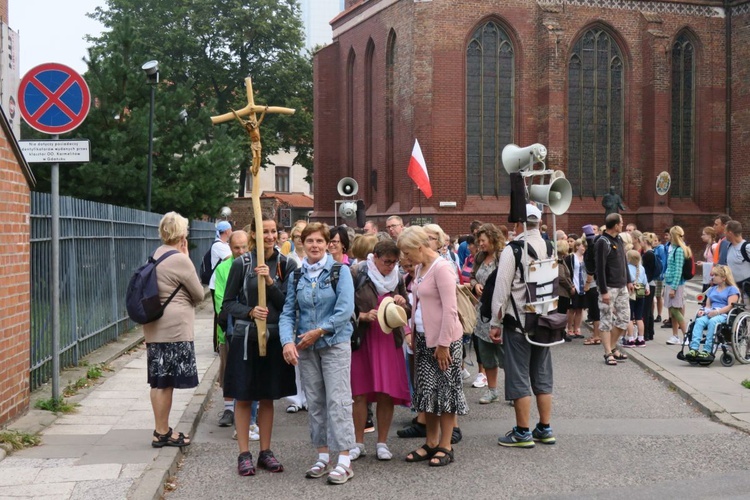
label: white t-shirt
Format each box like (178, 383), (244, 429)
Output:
(208, 239), (231, 290)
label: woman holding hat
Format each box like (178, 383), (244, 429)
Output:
(349, 240), (411, 461)
(397, 226), (467, 467)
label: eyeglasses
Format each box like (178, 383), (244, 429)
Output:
(378, 257), (398, 266)
(329, 239), (341, 245)
(386, 224), (402, 230)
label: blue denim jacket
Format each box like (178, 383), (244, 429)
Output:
(279, 254), (355, 349)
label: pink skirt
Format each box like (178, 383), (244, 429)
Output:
(350, 295), (411, 406)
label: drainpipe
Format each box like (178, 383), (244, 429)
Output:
(725, 0), (732, 216)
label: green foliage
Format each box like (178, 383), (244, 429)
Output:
(87, 365), (103, 380)
(26, 0), (313, 218)
(0, 430), (41, 451)
(35, 397), (79, 414)
(742, 379), (750, 390)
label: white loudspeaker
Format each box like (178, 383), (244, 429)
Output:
(339, 201), (357, 219)
(220, 206), (232, 219)
(528, 176), (573, 215)
(502, 143), (548, 174)
(337, 177), (359, 197)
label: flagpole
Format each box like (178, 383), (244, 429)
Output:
(418, 189), (423, 219)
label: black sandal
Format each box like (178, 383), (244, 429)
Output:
(603, 353), (617, 366)
(429, 447), (454, 467)
(611, 349), (628, 361)
(397, 420), (427, 439)
(152, 427), (191, 448)
(405, 444), (436, 462)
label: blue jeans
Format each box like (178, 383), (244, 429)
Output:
(689, 313), (727, 352)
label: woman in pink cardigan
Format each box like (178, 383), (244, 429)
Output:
(397, 226), (468, 467)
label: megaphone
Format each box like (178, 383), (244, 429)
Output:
(337, 177), (359, 197)
(339, 201), (357, 219)
(502, 143), (547, 174)
(528, 172), (573, 215)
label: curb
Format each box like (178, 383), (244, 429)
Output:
(128, 349), (221, 500)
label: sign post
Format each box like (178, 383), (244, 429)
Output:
(18, 63), (90, 401)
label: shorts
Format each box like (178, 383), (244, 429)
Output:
(503, 328), (553, 401)
(654, 280), (665, 298)
(476, 337), (504, 370)
(629, 298), (645, 321)
(598, 287), (630, 332)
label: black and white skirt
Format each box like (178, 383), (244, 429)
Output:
(146, 341), (199, 389)
(412, 334), (468, 416)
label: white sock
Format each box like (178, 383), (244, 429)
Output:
(224, 400), (234, 411)
(338, 455), (351, 468)
(318, 452), (329, 463)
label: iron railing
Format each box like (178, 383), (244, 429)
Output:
(30, 192), (216, 390)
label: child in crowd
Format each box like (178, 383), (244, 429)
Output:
(624, 249), (649, 348)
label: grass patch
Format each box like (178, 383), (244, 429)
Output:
(35, 397), (78, 413)
(742, 379), (750, 390)
(0, 430), (41, 450)
(87, 365), (103, 380)
(63, 377), (91, 397)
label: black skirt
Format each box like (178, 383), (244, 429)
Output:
(223, 324), (297, 402)
(146, 341), (199, 389)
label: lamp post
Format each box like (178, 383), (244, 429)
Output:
(142, 60), (159, 212)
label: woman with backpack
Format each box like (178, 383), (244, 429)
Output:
(279, 223), (357, 484)
(469, 223), (506, 404)
(221, 216), (298, 476)
(145, 212), (204, 450)
(664, 226), (693, 346)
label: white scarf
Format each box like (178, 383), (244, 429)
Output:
(302, 256), (326, 280)
(366, 253), (399, 295)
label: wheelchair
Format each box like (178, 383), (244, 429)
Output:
(676, 295), (749, 367)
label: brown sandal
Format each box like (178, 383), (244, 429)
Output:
(584, 337), (601, 345)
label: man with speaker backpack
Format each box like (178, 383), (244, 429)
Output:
(489, 205), (557, 448)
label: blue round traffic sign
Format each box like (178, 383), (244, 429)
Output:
(18, 63), (91, 135)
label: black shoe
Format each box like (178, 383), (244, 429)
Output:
(661, 321), (672, 328)
(655, 315), (662, 323)
(451, 427), (463, 444)
(364, 418), (375, 434)
(218, 409), (234, 427)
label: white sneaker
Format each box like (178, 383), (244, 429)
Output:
(683, 336), (690, 346)
(249, 424), (260, 441)
(376, 442), (392, 461)
(461, 368), (472, 381)
(479, 389), (499, 404)
(472, 373), (488, 388)
(666, 335), (681, 345)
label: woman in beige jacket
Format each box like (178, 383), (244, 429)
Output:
(145, 212), (204, 448)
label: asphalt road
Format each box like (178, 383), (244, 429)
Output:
(166, 340), (750, 500)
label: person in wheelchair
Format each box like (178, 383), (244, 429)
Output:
(686, 265), (740, 361)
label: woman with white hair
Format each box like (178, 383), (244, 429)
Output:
(146, 212), (204, 448)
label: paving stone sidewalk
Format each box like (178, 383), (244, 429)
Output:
(0, 300), (219, 500)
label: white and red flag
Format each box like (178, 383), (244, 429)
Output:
(407, 139), (432, 198)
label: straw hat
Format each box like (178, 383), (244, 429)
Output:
(377, 296), (407, 334)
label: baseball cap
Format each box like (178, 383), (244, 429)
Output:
(216, 221), (232, 233)
(526, 204), (542, 221)
(582, 224), (596, 238)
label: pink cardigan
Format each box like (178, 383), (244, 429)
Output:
(412, 258), (463, 348)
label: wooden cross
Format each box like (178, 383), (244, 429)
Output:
(211, 77), (295, 356)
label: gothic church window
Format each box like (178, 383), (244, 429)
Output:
(671, 34), (695, 198)
(466, 21), (515, 196)
(567, 28), (624, 197)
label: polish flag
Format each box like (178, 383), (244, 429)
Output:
(407, 139), (433, 198)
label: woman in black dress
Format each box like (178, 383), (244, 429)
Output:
(222, 216), (297, 476)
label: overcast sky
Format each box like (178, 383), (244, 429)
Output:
(11, 0), (106, 75)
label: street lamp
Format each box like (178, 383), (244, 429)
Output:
(142, 60), (159, 212)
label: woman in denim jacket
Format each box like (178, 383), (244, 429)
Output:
(279, 223), (356, 485)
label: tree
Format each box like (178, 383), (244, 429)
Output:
(26, 0), (313, 219)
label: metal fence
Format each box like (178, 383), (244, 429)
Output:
(30, 192), (216, 390)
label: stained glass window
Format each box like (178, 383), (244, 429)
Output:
(466, 21), (514, 196)
(671, 34), (695, 198)
(567, 29), (624, 198)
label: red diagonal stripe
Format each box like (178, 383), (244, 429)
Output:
(29, 75), (79, 121)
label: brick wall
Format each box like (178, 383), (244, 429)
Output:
(731, 7), (750, 231)
(0, 0), (7, 24)
(315, 0), (740, 248)
(0, 131), (31, 425)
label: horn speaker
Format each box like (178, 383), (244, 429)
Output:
(337, 177), (359, 197)
(528, 175), (573, 215)
(502, 143), (547, 174)
(339, 201), (357, 219)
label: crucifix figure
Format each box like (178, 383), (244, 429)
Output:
(211, 77), (295, 356)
